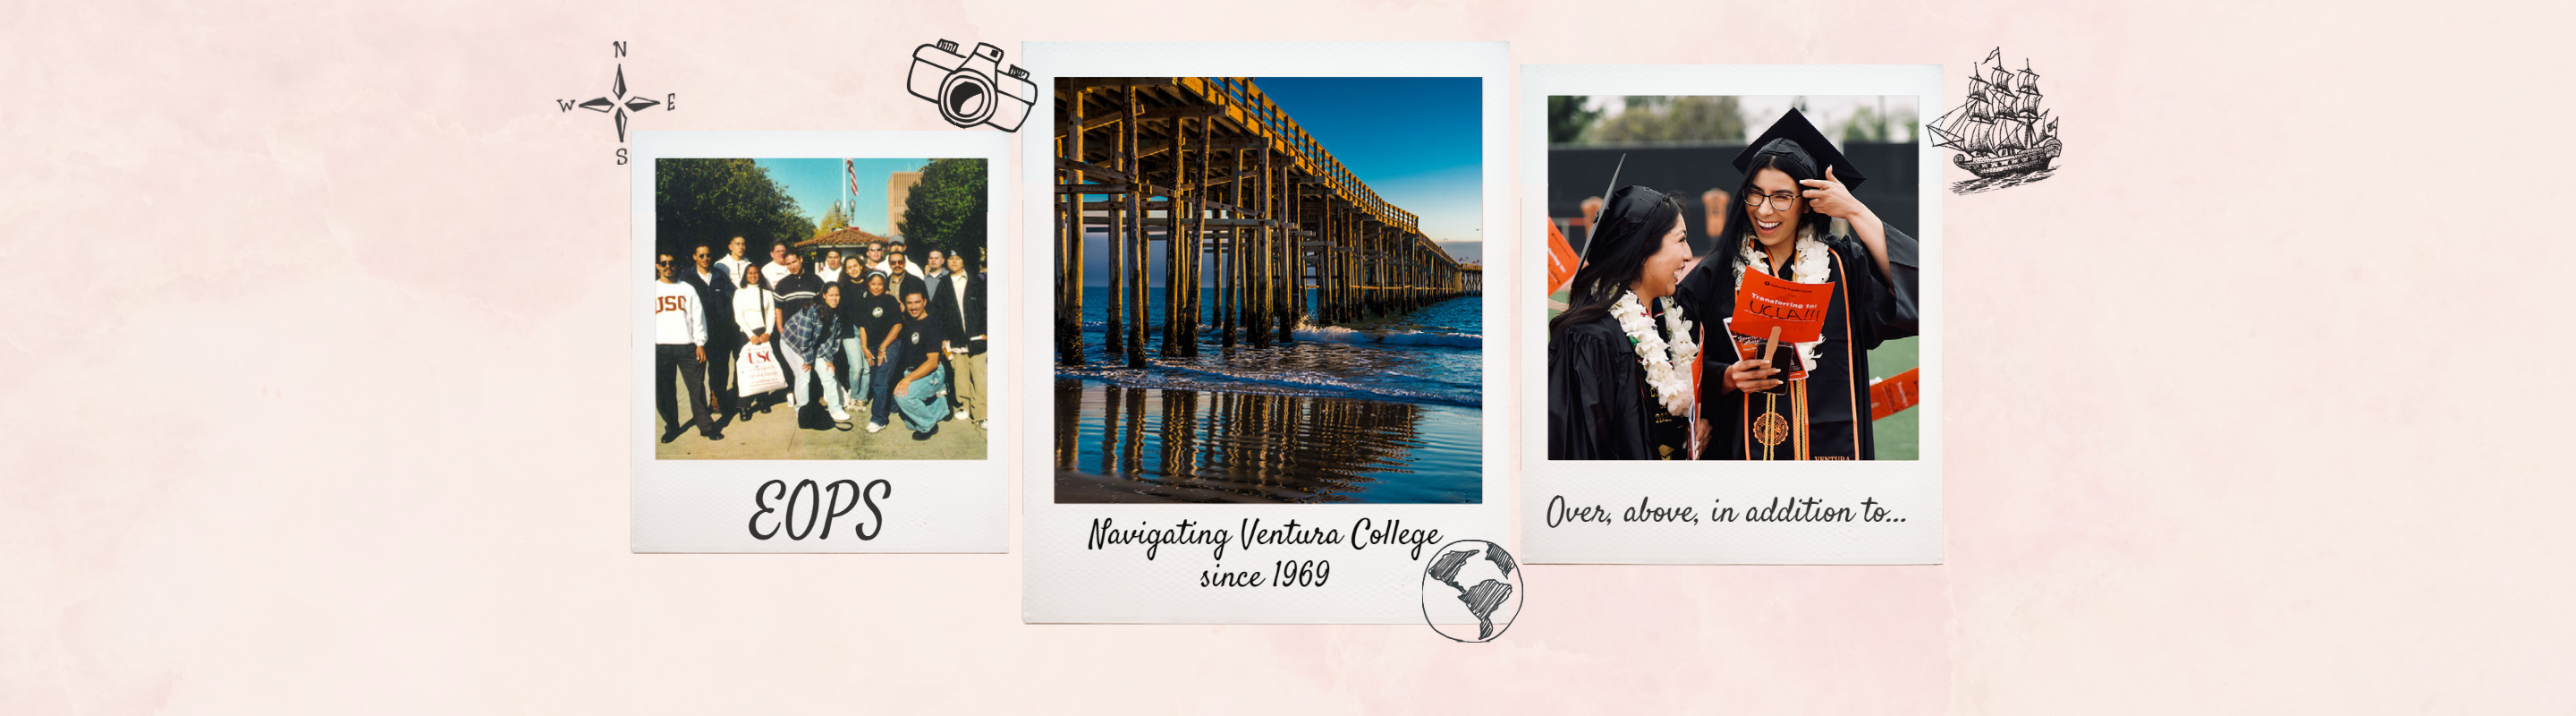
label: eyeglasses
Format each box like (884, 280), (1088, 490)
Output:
(654, 259), (673, 266)
(1742, 191), (1801, 212)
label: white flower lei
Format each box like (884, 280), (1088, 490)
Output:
(1733, 226), (1831, 371)
(1610, 290), (1699, 416)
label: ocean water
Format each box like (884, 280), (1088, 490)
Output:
(1055, 286), (1484, 504)
(1059, 287), (1483, 407)
(1052, 381), (1481, 504)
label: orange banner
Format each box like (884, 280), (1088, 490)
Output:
(1731, 270), (1832, 345)
(1870, 368), (1921, 421)
(1546, 219), (1579, 294)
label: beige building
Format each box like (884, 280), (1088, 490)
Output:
(886, 171), (923, 239)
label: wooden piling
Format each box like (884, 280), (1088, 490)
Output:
(1054, 77), (1475, 362)
(1122, 83), (1148, 368)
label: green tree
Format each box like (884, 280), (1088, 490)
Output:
(654, 158), (813, 264)
(1838, 103), (1919, 144)
(896, 158), (988, 269)
(1547, 96), (1601, 145)
(1589, 96), (1746, 144)
(816, 200), (852, 236)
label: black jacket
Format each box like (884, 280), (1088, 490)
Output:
(927, 272), (988, 354)
(679, 265), (738, 343)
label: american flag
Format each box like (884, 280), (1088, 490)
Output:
(844, 158), (859, 210)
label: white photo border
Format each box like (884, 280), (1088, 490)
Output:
(1019, 42), (1515, 623)
(630, 131), (1013, 554)
(1516, 65), (1945, 565)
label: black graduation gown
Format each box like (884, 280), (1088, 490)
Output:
(1675, 226), (1919, 460)
(1546, 311), (1691, 460)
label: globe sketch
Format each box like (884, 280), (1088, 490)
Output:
(1419, 540), (1522, 642)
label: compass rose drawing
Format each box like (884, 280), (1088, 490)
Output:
(558, 42), (674, 161)
(580, 64), (660, 142)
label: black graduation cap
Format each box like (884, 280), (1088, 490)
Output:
(1732, 107), (1868, 191)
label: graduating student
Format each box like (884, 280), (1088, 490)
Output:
(1674, 108), (1919, 460)
(1546, 186), (1699, 460)
(652, 252), (723, 442)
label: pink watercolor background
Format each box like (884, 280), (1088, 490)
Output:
(7, 1), (2574, 713)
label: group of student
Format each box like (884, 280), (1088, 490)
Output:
(652, 234), (989, 445)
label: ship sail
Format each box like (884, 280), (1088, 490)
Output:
(1927, 106), (1968, 149)
(1945, 48), (2063, 179)
(2014, 61), (2043, 118)
(1940, 48), (2060, 159)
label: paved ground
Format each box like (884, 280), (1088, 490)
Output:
(654, 375), (987, 460)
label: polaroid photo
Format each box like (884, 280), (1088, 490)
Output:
(1021, 42), (1513, 623)
(631, 131), (1012, 553)
(1521, 66), (1945, 564)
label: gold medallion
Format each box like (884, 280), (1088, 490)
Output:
(1752, 411), (1791, 448)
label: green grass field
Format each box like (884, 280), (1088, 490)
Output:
(1545, 292), (1919, 460)
(1868, 337), (1919, 460)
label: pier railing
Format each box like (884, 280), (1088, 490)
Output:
(1054, 77), (1479, 366)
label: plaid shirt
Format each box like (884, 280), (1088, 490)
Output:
(784, 302), (844, 367)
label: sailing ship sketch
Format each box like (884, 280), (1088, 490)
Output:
(1928, 47), (2060, 194)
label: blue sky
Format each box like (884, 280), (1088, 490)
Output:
(754, 158), (931, 236)
(1081, 76), (1484, 285)
(1253, 77), (1481, 246)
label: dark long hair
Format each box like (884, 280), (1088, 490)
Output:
(1549, 185), (1683, 341)
(1714, 153), (1833, 281)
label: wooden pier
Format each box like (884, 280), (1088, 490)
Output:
(1054, 77), (1481, 367)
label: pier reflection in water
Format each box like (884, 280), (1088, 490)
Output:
(1053, 379), (1479, 504)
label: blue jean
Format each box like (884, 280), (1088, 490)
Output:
(894, 365), (952, 431)
(869, 355), (902, 425)
(841, 337), (869, 403)
(870, 360), (951, 430)
(780, 341), (811, 407)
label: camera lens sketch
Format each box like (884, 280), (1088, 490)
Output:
(909, 39), (1037, 132)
